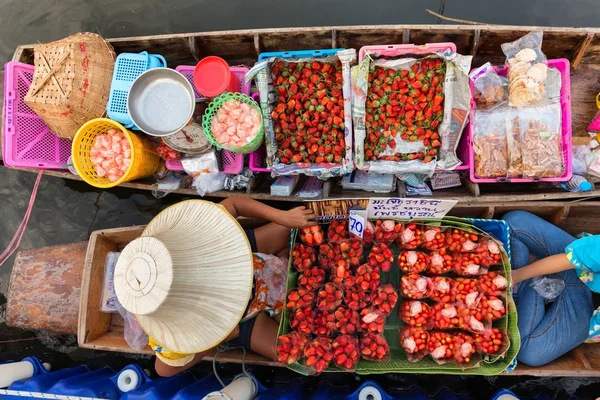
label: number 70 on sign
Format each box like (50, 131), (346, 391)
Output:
(349, 210), (367, 238)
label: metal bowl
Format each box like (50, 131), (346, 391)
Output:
(127, 68), (195, 137)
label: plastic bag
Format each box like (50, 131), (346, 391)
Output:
(359, 307), (386, 333)
(429, 276), (456, 302)
(530, 276), (566, 301)
(454, 332), (480, 366)
(332, 335), (360, 371)
(100, 252), (120, 313)
(428, 331), (459, 365)
(312, 309), (335, 337)
(506, 112), (523, 177)
(400, 300), (433, 330)
(469, 62), (507, 110)
(519, 102), (564, 178)
(400, 327), (430, 362)
(360, 332), (391, 362)
(501, 31), (548, 107)
(303, 337), (333, 375)
(277, 332), (308, 365)
(400, 273), (433, 299)
(572, 145), (591, 176)
(473, 328), (510, 357)
(473, 109), (510, 178)
(114, 299), (148, 352)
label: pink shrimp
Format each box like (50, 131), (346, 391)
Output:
(112, 141), (122, 154)
(115, 154), (124, 166)
(123, 149), (131, 158)
(102, 159), (116, 170)
(107, 174), (120, 182)
(122, 157), (131, 167)
(100, 149), (115, 159)
(95, 165), (107, 177)
(240, 103), (250, 114)
(107, 129), (117, 135)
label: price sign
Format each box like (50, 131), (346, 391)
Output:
(349, 210), (367, 238)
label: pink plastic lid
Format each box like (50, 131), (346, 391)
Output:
(193, 56), (235, 97)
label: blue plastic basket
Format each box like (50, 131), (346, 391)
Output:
(106, 51), (167, 129)
(258, 48), (344, 61)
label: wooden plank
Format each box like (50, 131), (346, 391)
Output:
(6, 242), (87, 335)
(550, 205), (571, 226)
(572, 33), (595, 69)
(509, 344), (600, 377)
(570, 64), (600, 136)
(472, 29), (481, 56)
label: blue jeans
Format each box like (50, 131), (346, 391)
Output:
(503, 211), (593, 366)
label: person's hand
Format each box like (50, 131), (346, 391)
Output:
(280, 206), (317, 229)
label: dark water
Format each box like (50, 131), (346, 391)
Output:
(1, 0), (600, 397)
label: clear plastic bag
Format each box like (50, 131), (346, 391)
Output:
(473, 110), (509, 178)
(469, 62), (507, 110)
(114, 299), (148, 351)
(506, 112), (523, 177)
(100, 252), (120, 313)
(530, 276), (566, 301)
(400, 327), (430, 362)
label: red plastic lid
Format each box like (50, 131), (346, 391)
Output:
(193, 56), (234, 98)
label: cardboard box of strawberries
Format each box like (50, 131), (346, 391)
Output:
(277, 217), (520, 375)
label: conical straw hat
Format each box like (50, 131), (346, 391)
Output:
(114, 200), (254, 354)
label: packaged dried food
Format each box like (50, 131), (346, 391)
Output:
(473, 110), (509, 178)
(469, 62), (507, 110)
(506, 113), (523, 178)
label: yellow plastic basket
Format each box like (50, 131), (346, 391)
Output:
(72, 118), (160, 188)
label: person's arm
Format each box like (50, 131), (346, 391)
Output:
(220, 196), (316, 229)
(512, 253), (574, 284)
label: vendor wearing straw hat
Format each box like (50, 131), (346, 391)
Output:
(114, 197), (315, 377)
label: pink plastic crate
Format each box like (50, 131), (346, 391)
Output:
(3, 62), (71, 169)
(175, 65), (251, 99)
(166, 150), (244, 174)
(468, 58), (572, 183)
(248, 92), (269, 173)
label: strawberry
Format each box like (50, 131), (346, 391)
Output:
(400, 273), (432, 299)
(477, 272), (508, 297)
(332, 335), (360, 370)
(428, 331), (458, 364)
(453, 277), (481, 307)
(368, 243), (394, 272)
(454, 332), (477, 364)
(291, 243), (316, 272)
(470, 295), (506, 321)
(318, 243), (342, 269)
(329, 259), (356, 289)
(473, 328), (508, 356)
(299, 225), (324, 246)
(286, 287), (315, 309)
(304, 337), (333, 374)
(355, 264), (381, 292)
(357, 221), (375, 245)
(327, 220), (349, 243)
(400, 327), (430, 362)
(317, 283), (344, 311)
(313, 309), (336, 337)
(333, 306), (360, 335)
(297, 266), (325, 291)
(397, 223), (424, 250)
(290, 307), (313, 335)
(421, 227), (447, 250)
(373, 220), (403, 245)
(427, 249), (455, 275)
(344, 286), (371, 311)
(277, 332), (308, 365)
(360, 332), (390, 362)
(398, 251), (430, 274)
(339, 239), (364, 267)
(429, 276), (456, 303)
(400, 300), (432, 329)
(445, 228), (480, 252)
(359, 307), (386, 333)
(370, 284), (398, 316)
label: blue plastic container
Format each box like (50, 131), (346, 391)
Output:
(121, 371), (196, 400)
(258, 48), (344, 61)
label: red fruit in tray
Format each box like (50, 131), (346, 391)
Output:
(458, 304), (491, 333)
(432, 302), (465, 330)
(330, 266), (356, 289)
(368, 243), (394, 272)
(445, 228), (479, 252)
(356, 264), (381, 291)
(398, 251), (430, 274)
(333, 306), (360, 335)
(400, 327), (430, 361)
(360, 332), (390, 362)
(344, 287), (371, 311)
(313, 309), (336, 337)
(327, 220), (349, 243)
(453, 277), (481, 307)
(400, 273), (432, 299)
(318, 243), (342, 269)
(291, 243), (316, 272)
(332, 335), (360, 370)
(397, 223), (424, 250)
(373, 220), (403, 245)
(290, 307), (314, 335)
(429, 276), (456, 303)
(427, 249), (455, 275)
(317, 283), (344, 311)
(286, 287), (316, 309)
(471, 238), (504, 267)
(474, 328), (508, 355)
(359, 307), (385, 333)
(400, 300), (432, 329)
(299, 225), (324, 246)
(454, 332), (477, 364)
(362, 221), (375, 245)
(297, 266), (325, 291)
(453, 253), (488, 276)
(421, 227), (447, 251)
(428, 331), (458, 363)
(470, 295), (506, 321)
(304, 337), (333, 374)
(277, 332), (308, 365)
(339, 239), (364, 267)
(371, 284), (399, 316)
(477, 272), (509, 297)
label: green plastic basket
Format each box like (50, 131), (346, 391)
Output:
(201, 92), (264, 154)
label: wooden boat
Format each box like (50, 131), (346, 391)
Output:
(2, 24), (600, 203)
(6, 201), (600, 376)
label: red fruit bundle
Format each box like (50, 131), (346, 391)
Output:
(271, 59), (345, 166)
(299, 225), (324, 246)
(400, 327), (430, 362)
(304, 336), (333, 374)
(360, 332), (390, 362)
(429, 276), (456, 303)
(313, 309), (336, 337)
(471, 295), (506, 321)
(359, 307), (385, 333)
(371, 284), (399, 316)
(373, 220), (403, 246)
(318, 243), (342, 269)
(454, 332), (477, 364)
(361, 221), (375, 245)
(368, 243), (394, 272)
(453, 254), (488, 277)
(400, 300), (433, 329)
(291, 243), (316, 272)
(339, 239), (364, 267)
(421, 227), (447, 250)
(286, 287), (315, 309)
(333, 306), (360, 335)
(427, 249), (455, 275)
(344, 287), (371, 311)
(400, 273), (433, 299)
(458, 305), (491, 334)
(398, 251), (430, 274)
(477, 272), (509, 297)
(276, 332), (308, 365)
(432, 302), (465, 330)
(428, 331), (458, 364)
(470, 238), (504, 267)
(473, 328), (509, 356)
(454, 278), (481, 307)
(328, 219), (349, 243)
(317, 283), (343, 311)
(330, 259), (355, 289)
(397, 223), (424, 250)
(290, 307), (313, 335)
(156, 142), (181, 161)
(445, 228), (480, 252)
(332, 335), (360, 371)
(356, 264), (381, 291)
(297, 266), (325, 291)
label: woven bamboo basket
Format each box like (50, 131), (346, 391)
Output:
(24, 32), (116, 139)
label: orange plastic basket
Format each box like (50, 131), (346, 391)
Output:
(72, 118), (160, 188)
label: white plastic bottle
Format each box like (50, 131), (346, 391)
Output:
(557, 175), (593, 192)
